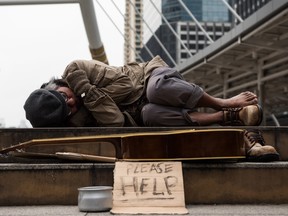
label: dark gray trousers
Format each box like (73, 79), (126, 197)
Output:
(141, 67), (204, 126)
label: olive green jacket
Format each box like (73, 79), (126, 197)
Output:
(62, 55), (168, 127)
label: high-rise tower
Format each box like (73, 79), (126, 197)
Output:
(124, 0), (143, 64)
(140, 0), (233, 66)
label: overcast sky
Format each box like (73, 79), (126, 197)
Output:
(0, 0), (125, 127)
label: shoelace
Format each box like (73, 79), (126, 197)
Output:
(246, 129), (265, 146)
(222, 107), (243, 125)
(222, 107), (242, 111)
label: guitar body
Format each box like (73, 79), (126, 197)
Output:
(121, 129), (245, 161)
(1, 129), (245, 161)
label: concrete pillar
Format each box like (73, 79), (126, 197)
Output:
(79, 0), (108, 64)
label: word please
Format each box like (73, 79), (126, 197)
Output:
(126, 162), (174, 175)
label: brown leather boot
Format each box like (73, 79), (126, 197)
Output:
(222, 104), (263, 126)
(244, 129), (279, 162)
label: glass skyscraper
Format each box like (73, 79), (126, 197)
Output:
(140, 0), (232, 66)
(162, 0), (231, 22)
(202, 0), (230, 22)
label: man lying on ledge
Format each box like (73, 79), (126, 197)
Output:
(23, 55), (279, 162)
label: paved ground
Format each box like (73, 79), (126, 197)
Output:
(1, 205), (288, 216)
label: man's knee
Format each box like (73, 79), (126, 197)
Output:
(141, 104), (161, 126)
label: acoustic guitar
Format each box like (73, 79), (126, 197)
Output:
(0, 129), (245, 161)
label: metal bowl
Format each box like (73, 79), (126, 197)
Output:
(78, 186), (112, 212)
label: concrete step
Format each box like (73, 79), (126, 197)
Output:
(1, 162), (288, 206)
(0, 127), (287, 206)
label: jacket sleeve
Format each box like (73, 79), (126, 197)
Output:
(63, 61), (134, 127)
(83, 86), (125, 127)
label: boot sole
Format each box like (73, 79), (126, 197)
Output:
(245, 153), (280, 162)
(256, 104), (263, 126)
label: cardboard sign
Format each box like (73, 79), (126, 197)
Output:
(111, 161), (188, 214)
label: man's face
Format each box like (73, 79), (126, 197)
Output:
(57, 86), (81, 116)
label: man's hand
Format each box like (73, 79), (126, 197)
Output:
(66, 70), (91, 97)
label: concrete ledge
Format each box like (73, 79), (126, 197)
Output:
(0, 163), (114, 206)
(1, 162), (288, 205)
(0, 163), (113, 170)
(183, 162), (288, 204)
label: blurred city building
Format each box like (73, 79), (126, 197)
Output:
(124, 0), (144, 63)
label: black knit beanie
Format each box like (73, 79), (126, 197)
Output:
(24, 89), (69, 127)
